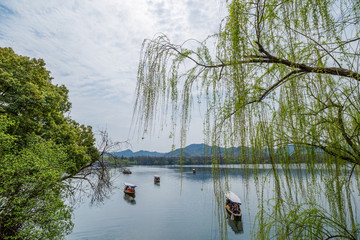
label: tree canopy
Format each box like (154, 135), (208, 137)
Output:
(0, 121), (73, 239)
(0, 47), (100, 239)
(134, 0), (360, 239)
(0, 47), (99, 175)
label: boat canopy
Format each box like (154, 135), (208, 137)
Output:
(226, 191), (241, 205)
(124, 182), (136, 187)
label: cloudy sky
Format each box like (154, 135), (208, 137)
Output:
(0, 0), (225, 152)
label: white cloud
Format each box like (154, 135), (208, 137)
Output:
(0, 0), (225, 152)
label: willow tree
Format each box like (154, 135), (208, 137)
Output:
(134, 0), (360, 239)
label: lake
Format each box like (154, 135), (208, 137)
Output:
(66, 165), (359, 240)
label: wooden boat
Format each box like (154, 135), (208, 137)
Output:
(124, 182), (136, 195)
(154, 175), (160, 183)
(122, 168), (132, 174)
(225, 191), (242, 221)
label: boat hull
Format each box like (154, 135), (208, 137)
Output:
(124, 190), (135, 195)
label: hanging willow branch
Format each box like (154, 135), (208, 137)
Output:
(133, 0), (360, 239)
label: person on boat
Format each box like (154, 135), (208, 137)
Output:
(226, 199), (231, 207)
(226, 200), (233, 212)
(233, 203), (239, 214)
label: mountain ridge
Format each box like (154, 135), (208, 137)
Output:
(110, 144), (321, 158)
(111, 143), (248, 157)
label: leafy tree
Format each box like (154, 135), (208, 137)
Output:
(134, 0), (360, 239)
(0, 130), (73, 239)
(0, 47), (99, 175)
(0, 48), (101, 239)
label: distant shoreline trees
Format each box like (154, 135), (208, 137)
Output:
(109, 149), (326, 166)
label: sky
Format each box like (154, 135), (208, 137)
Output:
(0, 0), (226, 152)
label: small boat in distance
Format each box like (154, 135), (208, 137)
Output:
(225, 191), (242, 221)
(124, 182), (136, 195)
(154, 175), (160, 183)
(193, 169), (196, 174)
(122, 168), (132, 174)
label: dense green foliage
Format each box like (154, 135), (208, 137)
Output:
(0, 48), (99, 239)
(135, 0), (360, 239)
(0, 47), (99, 175)
(0, 121), (73, 239)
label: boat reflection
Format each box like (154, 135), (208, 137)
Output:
(123, 193), (136, 205)
(227, 218), (243, 234)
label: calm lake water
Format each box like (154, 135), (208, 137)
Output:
(66, 165), (359, 240)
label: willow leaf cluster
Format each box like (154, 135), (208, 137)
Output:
(134, 0), (360, 239)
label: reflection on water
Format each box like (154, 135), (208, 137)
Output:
(67, 165), (251, 240)
(67, 165), (252, 240)
(227, 218), (243, 234)
(123, 193), (136, 205)
(67, 165), (360, 240)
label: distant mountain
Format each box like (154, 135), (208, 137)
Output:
(111, 143), (251, 157)
(111, 143), (209, 157)
(163, 144), (215, 157)
(111, 149), (163, 157)
(111, 143), (323, 158)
